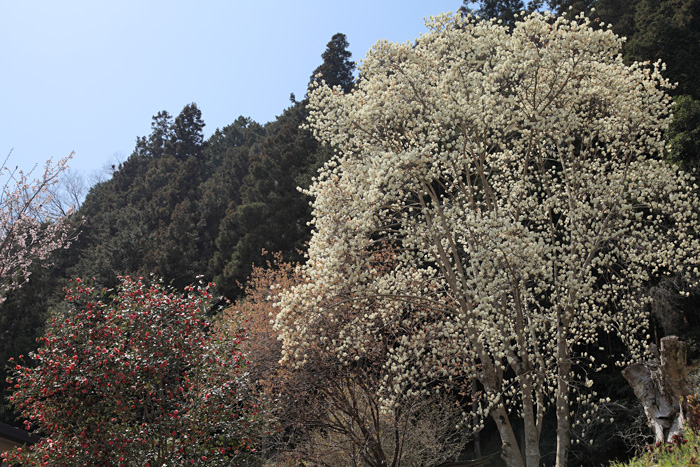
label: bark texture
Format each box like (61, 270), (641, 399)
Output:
(622, 336), (691, 443)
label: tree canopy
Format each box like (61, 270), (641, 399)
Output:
(279, 11), (700, 467)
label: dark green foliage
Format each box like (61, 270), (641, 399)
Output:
(588, 0), (638, 38)
(47, 32), (355, 299)
(480, 0), (526, 24)
(668, 96), (700, 171)
(173, 103), (206, 159)
(135, 110), (175, 159)
(66, 105), (261, 291)
(462, 0), (523, 27)
(211, 34), (355, 297)
(461, 0), (543, 27)
(0, 110), (266, 428)
(197, 117), (265, 264)
(547, 0), (596, 17)
(308, 33), (355, 93)
(211, 103), (332, 297)
(133, 104), (204, 161)
(624, 0), (700, 99)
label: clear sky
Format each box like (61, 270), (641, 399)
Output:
(2, 0), (461, 181)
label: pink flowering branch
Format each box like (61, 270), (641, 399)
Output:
(0, 151), (78, 303)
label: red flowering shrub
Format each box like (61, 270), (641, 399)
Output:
(2, 276), (266, 466)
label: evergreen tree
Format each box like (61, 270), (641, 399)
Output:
(589, 0), (638, 40)
(668, 95), (700, 170)
(211, 103), (328, 297)
(308, 33), (355, 93)
(173, 102), (206, 160)
(135, 110), (174, 159)
(461, 0), (543, 27)
(197, 117), (264, 272)
(212, 34), (355, 297)
(624, 0), (700, 99)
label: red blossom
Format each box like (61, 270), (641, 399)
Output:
(4, 276), (267, 466)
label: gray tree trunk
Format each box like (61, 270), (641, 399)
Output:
(622, 336), (691, 443)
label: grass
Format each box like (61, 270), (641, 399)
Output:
(610, 430), (700, 467)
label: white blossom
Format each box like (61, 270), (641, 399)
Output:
(276, 11), (700, 467)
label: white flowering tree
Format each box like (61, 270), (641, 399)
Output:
(276, 12), (700, 467)
(0, 152), (75, 303)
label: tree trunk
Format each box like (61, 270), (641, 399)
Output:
(521, 378), (541, 467)
(622, 335), (691, 443)
(472, 380), (482, 459)
(555, 318), (572, 467)
(490, 404), (525, 467)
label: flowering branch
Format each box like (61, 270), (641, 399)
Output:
(0, 151), (77, 303)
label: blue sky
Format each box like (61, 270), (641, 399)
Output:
(2, 1), (461, 181)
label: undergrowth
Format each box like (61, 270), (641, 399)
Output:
(611, 394), (700, 467)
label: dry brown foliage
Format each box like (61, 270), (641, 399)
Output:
(220, 251), (470, 466)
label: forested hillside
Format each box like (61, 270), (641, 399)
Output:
(0, 32), (354, 427)
(2, 0), (700, 465)
(66, 30), (354, 297)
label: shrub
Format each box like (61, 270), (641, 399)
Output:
(3, 276), (267, 466)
